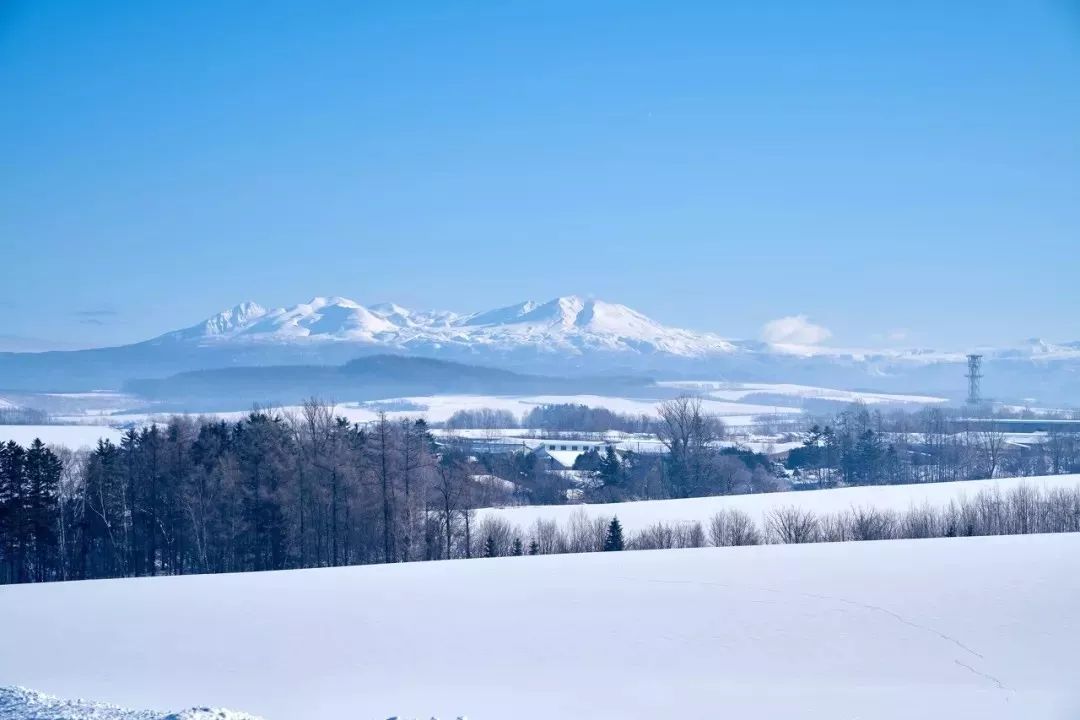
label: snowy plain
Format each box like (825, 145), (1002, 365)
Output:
(96, 392), (803, 429)
(478, 474), (1080, 534)
(1, 534), (1078, 719)
(658, 380), (948, 405)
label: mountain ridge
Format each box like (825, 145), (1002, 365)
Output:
(2, 294), (1080, 402)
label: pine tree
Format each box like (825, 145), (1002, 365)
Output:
(603, 516), (624, 551)
(528, 539), (540, 555)
(0, 441), (28, 583)
(599, 445), (622, 486)
(511, 538), (523, 556)
(484, 534), (497, 558)
(25, 439), (62, 582)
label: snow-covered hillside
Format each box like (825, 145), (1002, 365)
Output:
(0, 687), (262, 720)
(1, 534), (1077, 719)
(479, 474), (1080, 534)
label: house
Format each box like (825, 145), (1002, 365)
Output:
(531, 438), (617, 470)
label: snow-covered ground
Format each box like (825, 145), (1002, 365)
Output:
(1, 534), (1077, 719)
(478, 474), (1080, 534)
(658, 380), (948, 405)
(101, 392), (801, 430)
(0, 424), (125, 449)
(0, 687), (262, 720)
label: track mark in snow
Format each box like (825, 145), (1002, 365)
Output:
(618, 574), (985, 661)
(794, 590), (984, 660)
(616, 573), (1014, 691)
(954, 660), (1008, 691)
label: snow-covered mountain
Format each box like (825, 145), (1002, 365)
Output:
(163, 294), (739, 358)
(3, 294), (1080, 402)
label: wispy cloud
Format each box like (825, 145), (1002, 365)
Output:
(760, 315), (832, 345)
(74, 309), (119, 318)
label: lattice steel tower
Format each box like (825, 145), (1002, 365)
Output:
(966, 354), (983, 405)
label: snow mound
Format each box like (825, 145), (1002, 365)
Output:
(0, 687), (263, 720)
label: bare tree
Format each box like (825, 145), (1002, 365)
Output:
(766, 506), (820, 543)
(656, 396), (722, 497)
(708, 508), (762, 546)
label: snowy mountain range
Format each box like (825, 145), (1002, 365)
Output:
(2, 294), (1080, 402)
(157, 295), (739, 358)
(155, 294), (1080, 365)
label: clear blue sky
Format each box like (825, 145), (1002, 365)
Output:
(2, 0), (1078, 350)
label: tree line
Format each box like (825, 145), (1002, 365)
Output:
(444, 403), (660, 434)
(787, 405), (1080, 486)
(6, 396), (1080, 585)
(472, 482), (1080, 556)
(0, 401), (500, 584)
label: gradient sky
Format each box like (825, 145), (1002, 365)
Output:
(2, 0), (1078, 351)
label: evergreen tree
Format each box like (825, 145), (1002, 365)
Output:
(603, 516), (624, 551)
(511, 537), (523, 556)
(0, 440), (28, 582)
(599, 445), (622, 486)
(528, 539), (540, 555)
(484, 534), (497, 558)
(25, 439), (61, 582)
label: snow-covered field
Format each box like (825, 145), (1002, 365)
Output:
(1, 534), (1077, 719)
(103, 393), (801, 428)
(658, 380), (948, 405)
(479, 474), (1080, 534)
(0, 424), (124, 449)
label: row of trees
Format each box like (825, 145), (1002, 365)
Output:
(471, 483), (1080, 556)
(788, 405), (1080, 487)
(0, 402), (526, 584)
(443, 403), (662, 435)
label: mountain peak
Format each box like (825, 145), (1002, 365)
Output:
(198, 301), (267, 337)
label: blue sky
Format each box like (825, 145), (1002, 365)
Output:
(2, 0), (1078, 350)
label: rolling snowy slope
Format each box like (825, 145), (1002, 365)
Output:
(478, 474), (1080, 534)
(1, 534), (1078, 719)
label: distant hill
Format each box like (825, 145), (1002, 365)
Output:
(123, 355), (654, 409)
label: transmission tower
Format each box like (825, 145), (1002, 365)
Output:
(966, 354), (983, 405)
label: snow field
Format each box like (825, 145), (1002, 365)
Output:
(0, 534), (1077, 719)
(0, 424), (125, 449)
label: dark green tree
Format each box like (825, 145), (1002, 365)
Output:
(25, 439), (62, 582)
(603, 516), (624, 551)
(599, 445), (623, 486)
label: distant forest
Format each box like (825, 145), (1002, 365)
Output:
(3, 398), (1080, 584)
